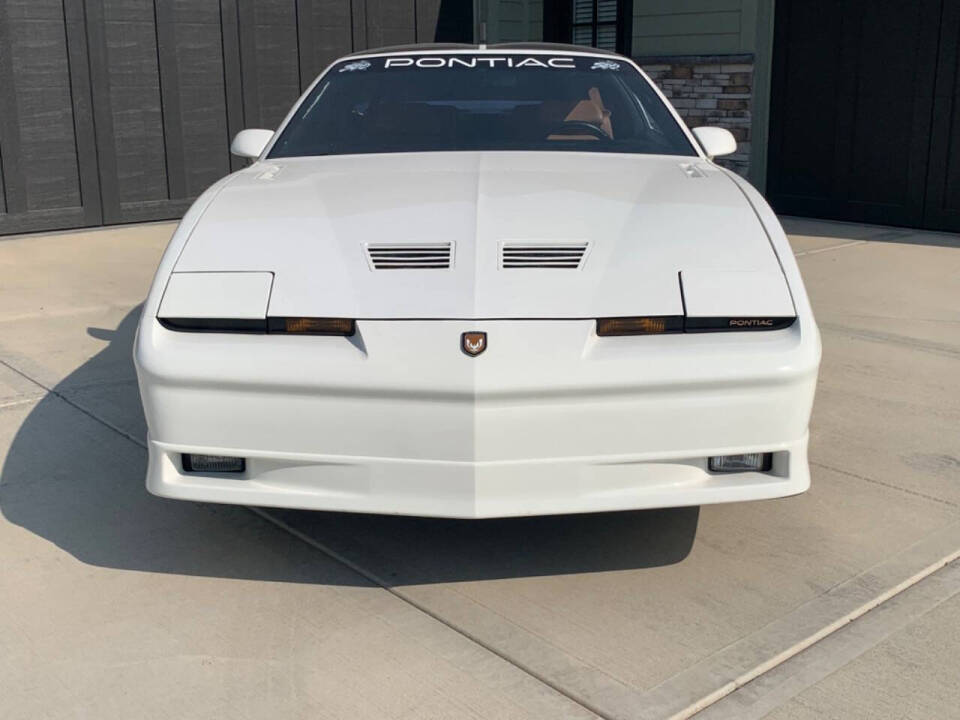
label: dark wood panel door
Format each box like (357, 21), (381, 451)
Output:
(767, 0), (845, 218)
(235, 0), (302, 131)
(85, 0), (174, 224)
(420, 0), (474, 43)
(156, 1), (234, 201)
(297, 0), (354, 85)
(768, 0), (944, 229)
(85, 0), (232, 224)
(924, 0), (960, 232)
(0, 0), (102, 234)
(0, 0), (476, 235)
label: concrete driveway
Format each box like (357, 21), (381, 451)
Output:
(0, 218), (958, 719)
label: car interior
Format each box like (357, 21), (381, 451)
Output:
(350, 86), (623, 148)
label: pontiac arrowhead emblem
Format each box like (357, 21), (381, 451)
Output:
(461, 331), (487, 357)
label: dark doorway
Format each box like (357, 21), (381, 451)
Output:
(768, 0), (960, 232)
(434, 0), (474, 43)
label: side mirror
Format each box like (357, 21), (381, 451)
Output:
(230, 129), (274, 159)
(692, 127), (737, 159)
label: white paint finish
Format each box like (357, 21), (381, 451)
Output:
(172, 48), (785, 321)
(145, 437), (810, 518)
(138, 166), (818, 514)
(134, 49), (819, 516)
(135, 312), (819, 516)
(173, 152), (790, 319)
(157, 272), (274, 319)
(681, 269), (796, 318)
(229, 128), (274, 159)
(692, 126), (738, 158)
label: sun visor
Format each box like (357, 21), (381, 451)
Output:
(158, 272), (274, 319)
(681, 269), (796, 319)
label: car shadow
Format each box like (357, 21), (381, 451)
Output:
(0, 307), (698, 587)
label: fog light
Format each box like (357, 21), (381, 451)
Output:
(182, 454), (245, 473)
(708, 453), (772, 473)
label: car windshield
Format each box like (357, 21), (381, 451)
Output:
(268, 54), (697, 158)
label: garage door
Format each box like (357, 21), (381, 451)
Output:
(767, 0), (960, 232)
(0, 0), (473, 236)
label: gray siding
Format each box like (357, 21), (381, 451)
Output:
(0, 0), (467, 235)
(486, 0), (543, 42)
(482, 0), (764, 54)
(0, 0), (101, 230)
(632, 0), (759, 55)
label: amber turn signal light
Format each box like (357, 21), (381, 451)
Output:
(268, 317), (356, 336)
(596, 316), (684, 336)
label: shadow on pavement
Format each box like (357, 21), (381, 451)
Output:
(270, 505), (700, 584)
(0, 308), (698, 586)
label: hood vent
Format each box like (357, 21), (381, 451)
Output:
(501, 242), (589, 269)
(366, 243), (453, 270)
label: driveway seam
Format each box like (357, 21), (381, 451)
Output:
(442, 583), (639, 688)
(694, 559), (960, 719)
(660, 535), (960, 719)
(818, 322), (960, 359)
(0, 358), (147, 449)
(793, 240), (868, 257)
(810, 461), (958, 509)
(0, 395), (45, 410)
(0, 302), (147, 323)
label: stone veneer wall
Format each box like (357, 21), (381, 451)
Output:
(639, 55), (754, 177)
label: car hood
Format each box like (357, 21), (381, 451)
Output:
(173, 152), (792, 319)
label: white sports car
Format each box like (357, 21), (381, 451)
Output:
(135, 43), (820, 518)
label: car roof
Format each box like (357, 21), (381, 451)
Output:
(345, 42), (623, 58)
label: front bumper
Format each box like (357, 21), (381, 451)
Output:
(135, 318), (820, 518)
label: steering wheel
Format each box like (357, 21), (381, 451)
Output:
(548, 120), (610, 140)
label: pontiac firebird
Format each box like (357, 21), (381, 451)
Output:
(134, 44), (821, 518)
